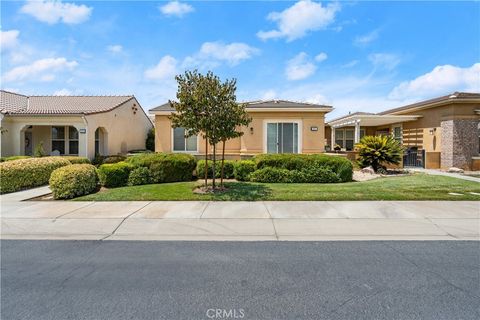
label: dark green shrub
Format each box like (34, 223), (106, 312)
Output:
(0, 155), (31, 162)
(126, 153), (196, 183)
(337, 162), (353, 182)
(49, 164), (98, 199)
(128, 167), (153, 186)
(295, 166), (340, 183)
(0, 156), (71, 193)
(234, 160), (256, 181)
(98, 161), (133, 188)
(196, 160), (235, 179)
(356, 135), (404, 172)
(249, 167), (294, 183)
(146, 128), (155, 151)
(103, 155), (127, 164)
(61, 156), (90, 164)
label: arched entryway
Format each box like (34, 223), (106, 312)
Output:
(95, 127), (108, 156)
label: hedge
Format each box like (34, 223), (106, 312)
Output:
(128, 167), (153, 186)
(253, 154), (353, 182)
(196, 160), (235, 179)
(61, 156), (90, 164)
(249, 166), (341, 183)
(249, 167), (294, 183)
(98, 161), (133, 188)
(0, 155), (31, 162)
(126, 153), (196, 183)
(234, 160), (256, 181)
(0, 157), (71, 193)
(49, 164), (98, 199)
(92, 155), (126, 166)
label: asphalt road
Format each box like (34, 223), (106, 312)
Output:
(1, 240), (479, 320)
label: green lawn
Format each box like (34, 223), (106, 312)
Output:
(75, 174), (480, 201)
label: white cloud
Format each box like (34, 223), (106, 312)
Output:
(159, 1), (194, 17)
(368, 53), (401, 71)
(20, 0), (92, 25)
(315, 52), (328, 62)
(107, 44), (123, 53)
(144, 55), (178, 80)
(285, 52), (317, 81)
(53, 88), (72, 95)
(1, 30), (20, 51)
(2, 57), (78, 83)
(184, 41), (259, 68)
(389, 63), (480, 100)
(261, 89), (277, 100)
(354, 29), (379, 46)
(257, 0), (340, 42)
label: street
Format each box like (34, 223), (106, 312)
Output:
(1, 240), (479, 320)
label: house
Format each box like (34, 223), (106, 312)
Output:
(0, 90), (153, 159)
(149, 100), (332, 158)
(326, 92), (480, 170)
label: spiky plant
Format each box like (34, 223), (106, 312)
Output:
(355, 135), (404, 172)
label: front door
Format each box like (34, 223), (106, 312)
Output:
(24, 131), (33, 156)
(266, 122), (299, 153)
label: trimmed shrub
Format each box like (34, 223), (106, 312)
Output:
(0, 155), (31, 162)
(196, 160), (235, 179)
(249, 167), (294, 183)
(0, 157), (71, 194)
(146, 128), (155, 151)
(91, 155), (126, 166)
(98, 161), (133, 188)
(337, 162), (353, 182)
(295, 166), (340, 183)
(126, 153), (196, 183)
(61, 156), (90, 164)
(128, 167), (153, 186)
(49, 164), (98, 199)
(234, 160), (256, 181)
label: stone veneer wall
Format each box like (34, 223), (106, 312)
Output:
(441, 119), (479, 169)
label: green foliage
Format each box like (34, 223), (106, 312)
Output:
(196, 160), (235, 179)
(49, 164), (98, 199)
(34, 141), (46, 157)
(356, 135), (404, 172)
(92, 155), (126, 166)
(126, 153), (196, 183)
(0, 155), (31, 162)
(146, 128), (155, 151)
(233, 160), (256, 181)
(249, 165), (341, 183)
(249, 167), (294, 183)
(61, 156), (90, 164)
(0, 156), (71, 193)
(98, 161), (133, 188)
(128, 167), (153, 186)
(252, 153), (353, 182)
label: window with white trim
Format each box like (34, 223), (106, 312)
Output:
(68, 126), (79, 155)
(51, 126), (65, 155)
(393, 126), (402, 143)
(173, 127), (197, 152)
(335, 128), (364, 151)
(266, 122), (299, 153)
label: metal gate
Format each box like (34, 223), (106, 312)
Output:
(403, 148), (425, 168)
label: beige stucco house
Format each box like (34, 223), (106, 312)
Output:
(0, 90), (153, 159)
(326, 92), (480, 170)
(150, 100), (332, 158)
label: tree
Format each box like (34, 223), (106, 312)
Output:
(145, 128), (155, 151)
(355, 135), (404, 172)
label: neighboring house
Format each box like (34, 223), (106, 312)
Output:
(326, 92), (480, 170)
(0, 90), (153, 159)
(150, 100), (332, 158)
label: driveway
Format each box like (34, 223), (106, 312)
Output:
(1, 200), (478, 240)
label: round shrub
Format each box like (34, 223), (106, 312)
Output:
(296, 166), (340, 183)
(98, 161), (133, 188)
(61, 156), (90, 164)
(249, 167), (294, 183)
(126, 153), (196, 183)
(196, 160), (235, 179)
(234, 160), (256, 181)
(0, 157), (71, 194)
(128, 167), (152, 186)
(49, 164), (98, 199)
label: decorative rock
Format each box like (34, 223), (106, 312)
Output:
(447, 167), (464, 173)
(361, 166), (375, 174)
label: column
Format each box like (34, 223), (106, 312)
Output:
(331, 127), (335, 149)
(354, 120), (361, 144)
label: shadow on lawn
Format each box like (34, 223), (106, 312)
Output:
(211, 182), (272, 201)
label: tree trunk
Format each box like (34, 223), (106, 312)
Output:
(220, 139), (226, 188)
(212, 143), (216, 189)
(204, 137), (208, 188)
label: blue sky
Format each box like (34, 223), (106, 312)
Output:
(1, 0), (479, 119)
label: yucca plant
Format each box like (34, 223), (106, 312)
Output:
(355, 135), (404, 172)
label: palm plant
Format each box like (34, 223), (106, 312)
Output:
(355, 135), (404, 172)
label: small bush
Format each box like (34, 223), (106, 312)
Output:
(126, 153), (196, 183)
(196, 160), (235, 179)
(0, 155), (31, 162)
(34, 141), (47, 157)
(91, 155), (126, 166)
(49, 164), (98, 199)
(295, 166), (340, 183)
(249, 167), (294, 183)
(337, 162), (353, 182)
(146, 128), (155, 152)
(128, 167), (152, 186)
(98, 161), (133, 188)
(356, 135), (404, 172)
(61, 156), (90, 164)
(234, 160), (256, 181)
(0, 157), (71, 193)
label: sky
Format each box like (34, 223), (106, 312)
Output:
(1, 0), (479, 119)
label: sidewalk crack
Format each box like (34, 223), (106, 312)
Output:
(263, 201), (279, 240)
(101, 202), (151, 240)
(54, 202), (96, 220)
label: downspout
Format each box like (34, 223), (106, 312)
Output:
(82, 115), (89, 159)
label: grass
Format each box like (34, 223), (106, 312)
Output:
(75, 173), (480, 201)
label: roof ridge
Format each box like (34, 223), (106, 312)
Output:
(0, 89), (29, 97)
(30, 94), (134, 97)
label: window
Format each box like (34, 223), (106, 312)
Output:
(68, 126), (79, 155)
(393, 126), (402, 143)
(173, 127), (197, 152)
(51, 126), (65, 155)
(345, 129), (354, 151)
(266, 122), (299, 153)
(334, 128), (357, 151)
(334, 129), (344, 148)
(95, 129), (100, 155)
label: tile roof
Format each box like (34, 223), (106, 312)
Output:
(150, 99), (332, 112)
(1, 90), (134, 115)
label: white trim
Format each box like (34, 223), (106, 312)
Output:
(248, 107), (331, 113)
(171, 127), (199, 153)
(329, 114), (420, 128)
(262, 119), (302, 154)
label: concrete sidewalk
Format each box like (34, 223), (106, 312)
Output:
(1, 200), (478, 241)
